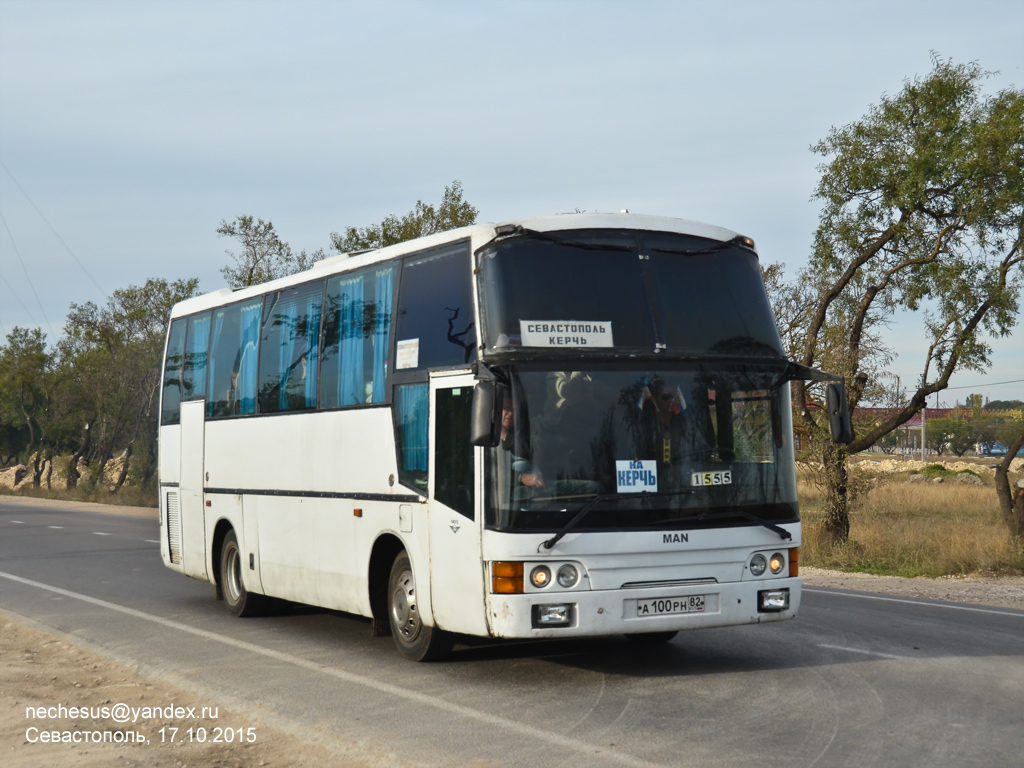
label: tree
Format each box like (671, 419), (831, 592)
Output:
(925, 417), (954, 456)
(993, 423), (1024, 541)
(783, 57), (1024, 544)
(218, 215), (321, 288)
(0, 327), (50, 470)
(985, 399), (1024, 411)
(57, 278), (200, 490)
(329, 181), (478, 254)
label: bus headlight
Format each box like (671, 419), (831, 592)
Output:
(769, 553), (785, 575)
(556, 564), (579, 588)
(530, 565), (552, 588)
(749, 554), (767, 576)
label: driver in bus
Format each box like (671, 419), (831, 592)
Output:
(500, 402), (545, 491)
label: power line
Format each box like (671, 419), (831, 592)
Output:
(0, 207), (55, 341)
(944, 378), (1024, 391)
(0, 158), (107, 300)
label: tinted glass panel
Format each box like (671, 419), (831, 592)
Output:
(258, 282), (324, 413)
(322, 264), (395, 407)
(208, 298), (262, 418)
(161, 318), (187, 424)
(183, 313), (210, 401)
(395, 383), (428, 492)
(395, 246), (476, 370)
(484, 364), (797, 533)
(434, 386), (474, 519)
(477, 231), (652, 352)
(645, 233), (783, 356)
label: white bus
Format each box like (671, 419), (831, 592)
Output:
(158, 213), (851, 661)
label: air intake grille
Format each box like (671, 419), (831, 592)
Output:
(165, 491), (181, 564)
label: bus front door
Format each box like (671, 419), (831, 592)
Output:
(427, 373), (487, 636)
(179, 400), (208, 579)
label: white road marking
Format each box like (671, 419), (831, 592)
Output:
(0, 570), (668, 768)
(48, 525), (64, 529)
(803, 587), (1024, 618)
(11, 520), (24, 524)
(817, 643), (906, 660)
(144, 539), (160, 544)
(92, 532), (112, 536)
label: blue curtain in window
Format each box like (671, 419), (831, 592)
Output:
(278, 299), (298, 410)
(372, 266), (394, 403)
(238, 301), (260, 414)
(337, 274), (365, 405)
(304, 293), (321, 408)
(398, 383), (428, 471)
(188, 314), (210, 398)
(206, 310), (227, 417)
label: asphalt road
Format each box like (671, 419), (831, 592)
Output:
(2, 497), (1022, 768)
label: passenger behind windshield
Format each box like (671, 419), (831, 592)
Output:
(638, 377), (718, 474)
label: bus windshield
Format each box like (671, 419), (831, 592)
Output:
(477, 229), (784, 357)
(485, 364), (798, 533)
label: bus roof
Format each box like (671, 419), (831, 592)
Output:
(170, 212), (747, 318)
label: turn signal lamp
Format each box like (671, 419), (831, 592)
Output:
(789, 547), (800, 577)
(492, 562), (524, 594)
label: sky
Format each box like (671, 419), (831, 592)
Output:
(1, 0), (1022, 407)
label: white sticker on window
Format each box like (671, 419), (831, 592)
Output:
(616, 460), (658, 493)
(691, 470), (732, 487)
(520, 321), (613, 348)
(396, 338), (419, 370)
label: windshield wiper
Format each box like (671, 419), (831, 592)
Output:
(648, 235), (753, 257)
(540, 490), (694, 551)
(540, 493), (617, 551)
(492, 226), (634, 252)
(684, 510), (793, 541)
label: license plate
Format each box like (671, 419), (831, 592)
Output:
(636, 595), (705, 617)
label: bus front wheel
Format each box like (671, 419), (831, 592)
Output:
(220, 529), (267, 617)
(387, 552), (453, 662)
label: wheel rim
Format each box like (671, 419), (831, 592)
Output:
(224, 544), (242, 604)
(390, 568), (420, 643)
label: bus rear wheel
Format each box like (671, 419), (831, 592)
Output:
(220, 529), (267, 617)
(388, 552), (453, 662)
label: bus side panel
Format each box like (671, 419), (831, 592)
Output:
(158, 425), (182, 571)
(179, 400), (208, 580)
(205, 494), (244, 589)
(253, 495), (320, 605)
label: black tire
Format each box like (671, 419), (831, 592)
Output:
(388, 551), (453, 662)
(220, 529), (267, 617)
(625, 631), (678, 644)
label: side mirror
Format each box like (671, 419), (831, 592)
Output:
(825, 382), (854, 444)
(470, 381), (506, 447)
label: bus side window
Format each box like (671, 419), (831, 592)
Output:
(395, 245), (476, 370)
(183, 312), (211, 402)
(208, 299), (261, 418)
(321, 264), (395, 407)
(161, 318), (188, 424)
(258, 281), (324, 414)
(395, 383), (428, 492)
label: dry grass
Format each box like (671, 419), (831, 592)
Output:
(799, 471), (1024, 578)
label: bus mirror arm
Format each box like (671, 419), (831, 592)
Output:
(471, 380), (506, 448)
